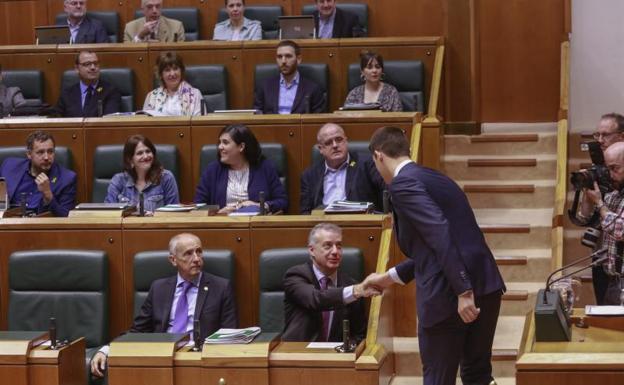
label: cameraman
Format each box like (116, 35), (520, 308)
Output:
(579, 141), (624, 305)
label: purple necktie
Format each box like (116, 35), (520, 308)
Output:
(320, 276), (332, 341)
(171, 280), (193, 333)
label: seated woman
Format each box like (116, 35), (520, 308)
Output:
(143, 52), (202, 116)
(105, 134), (179, 214)
(0, 64), (26, 117)
(344, 51), (403, 112)
(213, 0), (262, 41)
(194, 124), (288, 214)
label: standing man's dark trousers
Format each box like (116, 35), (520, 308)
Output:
(418, 290), (502, 385)
(592, 263), (610, 305)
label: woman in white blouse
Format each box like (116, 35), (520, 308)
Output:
(213, 0), (262, 41)
(143, 52), (202, 116)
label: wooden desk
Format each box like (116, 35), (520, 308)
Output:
(516, 311), (624, 385)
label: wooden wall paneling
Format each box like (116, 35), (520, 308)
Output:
(478, 0), (565, 122)
(190, 115), (302, 213)
(0, 119), (87, 203)
(83, 117), (193, 201)
(0, 221), (125, 337)
(121, 224), (253, 327)
(0, 0), (48, 45)
(56, 44), (152, 111)
(0, 46), (60, 107)
(149, 42), (245, 109)
(124, 0), (141, 29)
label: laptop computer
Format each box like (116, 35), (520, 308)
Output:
(34, 26), (70, 45)
(278, 16), (316, 40)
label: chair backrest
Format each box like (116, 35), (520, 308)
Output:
(217, 5), (283, 39)
(8, 249), (109, 348)
(92, 144), (179, 202)
(134, 7), (199, 40)
(254, 63), (329, 111)
(0, 146), (73, 171)
(301, 3), (369, 36)
(257, 247), (363, 333)
(310, 141), (370, 166)
(2, 70), (44, 104)
(185, 65), (229, 112)
(62, 68), (135, 112)
(55, 11), (120, 43)
(133, 249), (235, 318)
(347, 60), (425, 112)
(199, 143), (288, 192)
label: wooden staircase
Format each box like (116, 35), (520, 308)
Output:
(391, 131), (558, 385)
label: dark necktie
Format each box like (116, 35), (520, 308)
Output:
(319, 276), (332, 341)
(171, 280), (193, 333)
(83, 85), (94, 114)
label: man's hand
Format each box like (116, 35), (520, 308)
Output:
(138, 19), (159, 40)
(34, 173), (53, 204)
(584, 181), (603, 206)
(353, 281), (381, 298)
(357, 272), (396, 297)
(457, 290), (480, 323)
(90, 351), (107, 378)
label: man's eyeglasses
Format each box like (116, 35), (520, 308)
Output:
(67, 1), (86, 7)
(79, 61), (99, 68)
(593, 131), (620, 140)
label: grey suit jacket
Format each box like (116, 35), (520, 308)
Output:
(0, 84), (26, 116)
(124, 16), (185, 43)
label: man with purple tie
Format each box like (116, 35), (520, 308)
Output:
(90, 233), (238, 378)
(281, 223), (371, 342)
(364, 126), (505, 385)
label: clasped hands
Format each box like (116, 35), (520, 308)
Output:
(353, 272), (394, 299)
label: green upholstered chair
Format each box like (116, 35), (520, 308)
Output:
(134, 8), (200, 40)
(55, 11), (121, 42)
(132, 249), (235, 317)
(8, 249), (109, 384)
(62, 68), (135, 113)
(310, 141), (371, 166)
(254, 63), (329, 112)
(301, 3), (368, 37)
(347, 60), (425, 112)
(0, 146), (73, 171)
(198, 142), (288, 192)
(185, 65), (229, 113)
(2, 70), (44, 104)
(91, 144), (179, 202)
(257, 247), (363, 333)
(217, 5), (282, 40)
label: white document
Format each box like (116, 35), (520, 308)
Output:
(585, 305), (624, 315)
(306, 342), (343, 349)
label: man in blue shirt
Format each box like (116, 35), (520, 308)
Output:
(253, 40), (325, 114)
(0, 131), (77, 217)
(61, 0), (108, 44)
(313, 0), (360, 38)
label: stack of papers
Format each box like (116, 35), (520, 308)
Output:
(228, 205), (260, 216)
(324, 200), (373, 214)
(156, 203), (206, 212)
(205, 327), (261, 344)
(585, 305), (624, 315)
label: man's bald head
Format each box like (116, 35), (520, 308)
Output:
(316, 123), (348, 168)
(317, 123), (345, 143)
(604, 142), (624, 163)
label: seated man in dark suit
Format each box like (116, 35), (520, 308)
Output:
(253, 40), (325, 114)
(55, 51), (121, 117)
(282, 223), (373, 342)
(0, 130), (76, 217)
(313, 0), (360, 38)
(300, 123), (385, 214)
(91, 232), (238, 378)
(61, 0), (108, 44)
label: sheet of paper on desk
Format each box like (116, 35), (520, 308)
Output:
(306, 342), (343, 349)
(585, 305), (624, 315)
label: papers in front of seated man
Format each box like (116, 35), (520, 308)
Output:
(585, 305), (624, 316)
(154, 203), (219, 217)
(205, 327), (261, 344)
(324, 200), (373, 214)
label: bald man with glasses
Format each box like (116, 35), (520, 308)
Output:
(60, 0), (108, 44)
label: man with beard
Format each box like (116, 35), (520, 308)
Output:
(253, 40), (325, 114)
(60, 0), (108, 44)
(0, 131), (76, 217)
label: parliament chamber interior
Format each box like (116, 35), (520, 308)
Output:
(1, 1), (621, 385)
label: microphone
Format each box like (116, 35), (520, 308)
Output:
(19, 192), (27, 217)
(49, 317), (57, 350)
(97, 99), (103, 117)
(334, 319), (356, 353)
(192, 319), (202, 351)
(258, 191), (266, 215)
(382, 190), (390, 214)
(0, 103), (4, 118)
(200, 99), (207, 115)
(304, 94), (311, 114)
(139, 192), (145, 216)
(174, 33), (178, 43)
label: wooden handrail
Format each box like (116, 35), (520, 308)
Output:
(410, 121), (423, 162)
(426, 44), (445, 119)
(559, 41), (570, 114)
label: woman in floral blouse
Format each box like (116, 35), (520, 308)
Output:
(143, 51), (202, 116)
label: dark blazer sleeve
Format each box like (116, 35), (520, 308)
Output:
(305, 80), (325, 113)
(283, 265), (347, 311)
(253, 81), (267, 113)
(194, 161), (218, 204)
(300, 167), (315, 214)
(92, 18), (109, 43)
(55, 87), (72, 117)
(219, 281), (238, 328)
(334, 8), (360, 38)
(101, 82), (121, 115)
(391, 174), (472, 295)
(261, 159), (288, 213)
(42, 168), (77, 217)
(130, 282), (158, 333)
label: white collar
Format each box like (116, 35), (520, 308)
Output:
(393, 159), (413, 177)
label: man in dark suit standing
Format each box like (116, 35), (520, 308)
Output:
(55, 51), (121, 117)
(300, 123), (385, 214)
(61, 0), (108, 44)
(253, 40), (325, 114)
(282, 223), (373, 342)
(91, 232), (238, 377)
(363, 126), (506, 385)
(313, 0), (360, 38)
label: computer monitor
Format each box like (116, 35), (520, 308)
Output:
(278, 16), (316, 40)
(35, 26), (70, 45)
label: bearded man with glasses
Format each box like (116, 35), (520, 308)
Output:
(60, 0), (108, 44)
